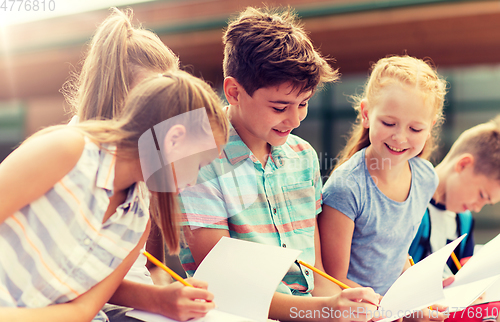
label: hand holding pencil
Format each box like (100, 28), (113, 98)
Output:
(297, 260), (380, 308)
(142, 251), (215, 320)
(143, 250), (193, 287)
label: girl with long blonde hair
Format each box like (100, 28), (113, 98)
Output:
(62, 8), (213, 321)
(0, 70), (228, 322)
(318, 55), (447, 300)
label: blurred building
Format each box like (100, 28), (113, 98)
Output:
(1, 0), (500, 242)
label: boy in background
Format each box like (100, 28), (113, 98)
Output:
(410, 115), (500, 274)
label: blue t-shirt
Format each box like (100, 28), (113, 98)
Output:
(322, 148), (438, 294)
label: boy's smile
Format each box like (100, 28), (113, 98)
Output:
(226, 78), (312, 161)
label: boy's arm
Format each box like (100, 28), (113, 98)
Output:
(317, 205), (362, 288)
(312, 218), (343, 297)
(183, 226), (230, 265)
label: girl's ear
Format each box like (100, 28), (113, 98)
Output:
(224, 77), (241, 105)
(360, 100), (370, 128)
(163, 124), (187, 157)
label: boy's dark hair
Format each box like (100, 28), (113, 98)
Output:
(446, 114), (500, 180)
(222, 6), (338, 96)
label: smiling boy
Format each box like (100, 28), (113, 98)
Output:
(178, 6), (381, 322)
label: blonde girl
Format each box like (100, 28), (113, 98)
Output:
(318, 55), (447, 296)
(0, 70), (229, 322)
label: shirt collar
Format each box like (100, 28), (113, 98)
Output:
(222, 124), (299, 168)
(95, 143), (142, 212)
(95, 143), (117, 192)
(430, 198), (447, 211)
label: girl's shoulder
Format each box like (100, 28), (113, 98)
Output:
(0, 128), (87, 220)
(410, 156), (439, 186)
(323, 151), (366, 192)
(25, 127), (86, 164)
(333, 149), (366, 175)
(409, 156), (436, 174)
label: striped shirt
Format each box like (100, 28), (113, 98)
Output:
(179, 125), (322, 296)
(0, 137), (149, 321)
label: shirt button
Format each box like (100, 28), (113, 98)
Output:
(282, 243), (286, 248)
(83, 238), (91, 246)
(305, 270), (310, 276)
(273, 208), (277, 214)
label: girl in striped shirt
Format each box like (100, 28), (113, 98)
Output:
(0, 70), (228, 322)
(64, 8), (216, 321)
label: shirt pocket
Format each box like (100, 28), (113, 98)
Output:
(282, 180), (316, 231)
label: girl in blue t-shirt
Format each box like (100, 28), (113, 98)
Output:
(318, 55), (446, 296)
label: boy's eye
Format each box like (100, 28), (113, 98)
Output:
(299, 102), (308, 108)
(382, 121), (395, 127)
(272, 107), (286, 112)
(410, 127), (423, 133)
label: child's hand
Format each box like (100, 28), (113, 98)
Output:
(443, 276), (455, 288)
(328, 287), (380, 322)
(155, 278), (215, 321)
(460, 256), (472, 266)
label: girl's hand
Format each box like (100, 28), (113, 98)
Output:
(327, 287), (380, 322)
(155, 278), (215, 321)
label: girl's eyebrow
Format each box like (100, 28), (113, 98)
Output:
(380, 115), (428, 127)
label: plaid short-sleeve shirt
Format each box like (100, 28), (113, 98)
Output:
(179, 126), (322, 295)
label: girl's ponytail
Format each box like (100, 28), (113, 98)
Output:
(62, 8), (178, 122)
(76, 8), (132, 121)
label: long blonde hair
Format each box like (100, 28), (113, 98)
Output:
(335, 55), (447, 170)
(62, 7), (179, 121)
(48, 71), (229, 253)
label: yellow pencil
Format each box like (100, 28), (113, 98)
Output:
(409, 256), (415, 266)
(450, 252), (462, 271)
(298, 260), (350, 289)
(142, 250), (193, 287)
(297, 260), (379, 307)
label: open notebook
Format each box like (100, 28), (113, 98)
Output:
(127, 237), (301, 322)
(378, 233), (500, 322)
